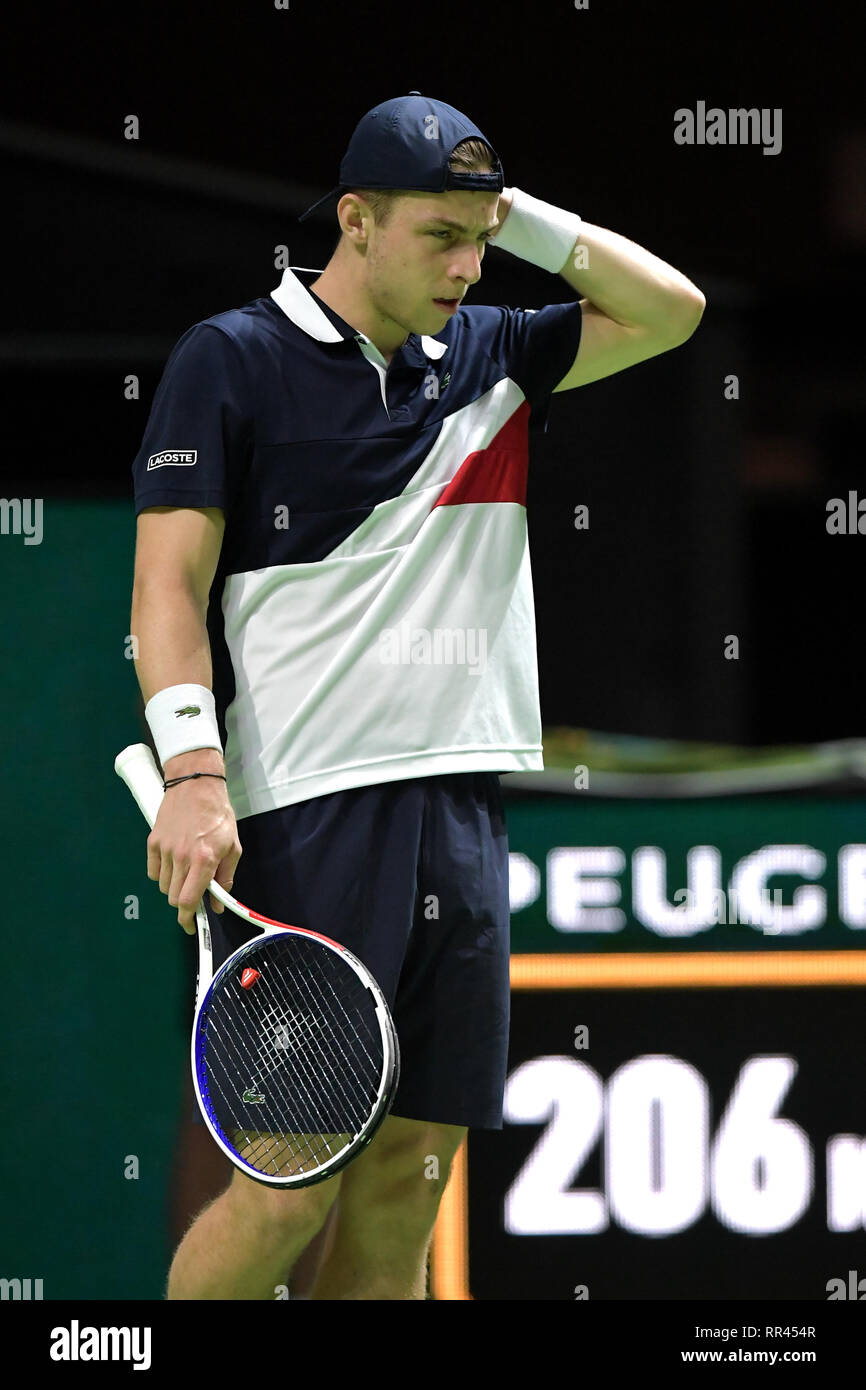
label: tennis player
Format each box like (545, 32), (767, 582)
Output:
(129, 91), (704, 1300)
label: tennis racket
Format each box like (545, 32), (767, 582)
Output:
(114, 742), (400, 1188)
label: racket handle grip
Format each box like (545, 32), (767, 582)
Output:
(116, 741), (234, 913)
(114, 742), (166, 828)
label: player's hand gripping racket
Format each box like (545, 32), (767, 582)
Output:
(114, 743), (400, 1188)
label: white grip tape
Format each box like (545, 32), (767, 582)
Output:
(144, 683), (222, 768)
(492, 186), (583, 274)
(114, 743), (167, 828)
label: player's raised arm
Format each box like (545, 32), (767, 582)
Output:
(130, 505), (242, 933)
(490, 186), (705, 391)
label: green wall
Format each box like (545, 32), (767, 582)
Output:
(0, 502), (186, 1299)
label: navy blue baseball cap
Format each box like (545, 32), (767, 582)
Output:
(297, 91), (504, 222)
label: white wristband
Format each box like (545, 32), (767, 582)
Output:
(144, 683), (223, 767)
(491, 186), (583, 274)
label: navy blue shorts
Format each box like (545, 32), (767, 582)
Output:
(193, 771), (511, 1130)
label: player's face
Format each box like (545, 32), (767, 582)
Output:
(363, 188), (501, 336)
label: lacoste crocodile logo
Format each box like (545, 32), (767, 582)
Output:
(243, 1087), (265, 1104)
(174, 704), (201, 718)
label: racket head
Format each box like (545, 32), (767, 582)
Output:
(191, 924), (400, 1188)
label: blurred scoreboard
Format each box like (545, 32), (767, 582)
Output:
(431, 791), (866, 1300)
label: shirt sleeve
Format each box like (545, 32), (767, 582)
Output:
(131, 322), (253, 516)
(502, 301), (583, 406)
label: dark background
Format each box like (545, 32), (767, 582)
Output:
(2, 0), (863, 746)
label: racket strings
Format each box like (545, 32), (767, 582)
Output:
(233, 946), (378, 1131)
(205, 985), (347, 1174)
(209, 966), (362, 1173)
(205, 995), (334, 1174)
(197, 935), (389, 1179)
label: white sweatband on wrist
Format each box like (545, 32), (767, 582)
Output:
(491, 186), (583, 274)
(144, 683), (223, 767)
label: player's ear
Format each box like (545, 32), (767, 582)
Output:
(336, 192), (369, 245)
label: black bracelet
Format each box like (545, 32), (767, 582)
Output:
(163, 772), (228, 789)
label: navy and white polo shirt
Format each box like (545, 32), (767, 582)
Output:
(131, 265), (582, 819)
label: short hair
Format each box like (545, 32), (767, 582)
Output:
(338, 136), (496, 239)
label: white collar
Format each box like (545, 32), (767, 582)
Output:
(270, 265), (449, 360)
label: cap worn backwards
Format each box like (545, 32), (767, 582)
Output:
(297, 91), (504, 222)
